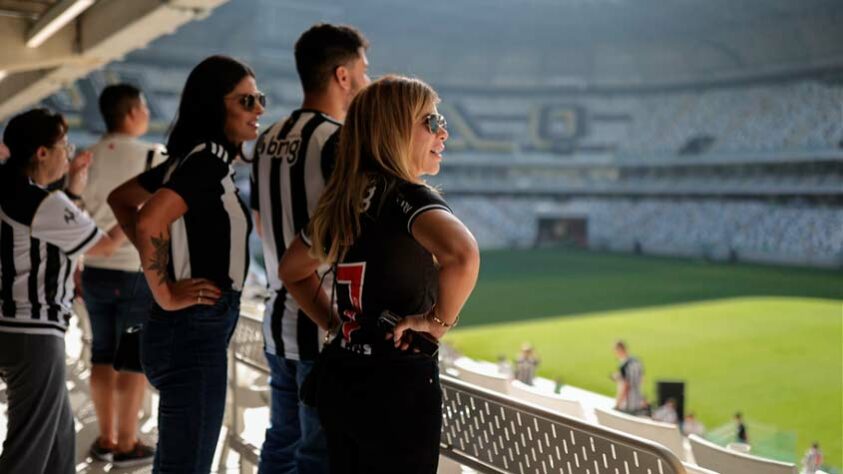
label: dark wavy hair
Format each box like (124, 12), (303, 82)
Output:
(1, 108), (67, 176)
(166, 55), (255, 159)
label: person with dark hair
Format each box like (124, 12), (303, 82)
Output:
(802, 442), (823, 473)
(652, 398), (679, 424)
(0, 108), (120, 473)
(108, 55), (263, 473)
(294, 23), (370, 96)
(251, 22), (369, 474)
(279, 75), (480, 474)
(735, 412), (748, 443)
(82, 83), (165, 466)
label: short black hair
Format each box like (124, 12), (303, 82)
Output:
(167, 55), (255, 159)
(99, 84), (143, 132)
(2, 108), (67, 173)
(294, 23), (368, 94)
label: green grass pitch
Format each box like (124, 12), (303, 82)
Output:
(445, 249), (843, 470)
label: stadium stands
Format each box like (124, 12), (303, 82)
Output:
(621, 82), (843, 155)
(25, 51), (843, 272)
(436, 81), (843, 156)
(688, 434), (798, 474)
(446, 196), (843, 267)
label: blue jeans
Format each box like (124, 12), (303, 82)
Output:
(259, 353), (328, 474)
(141, 291), (240, 474)
(82, 268), (152, 364)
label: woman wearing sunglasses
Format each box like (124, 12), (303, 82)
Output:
(279, 75), (480, 473)
(108, 55), (263, 473)
(0, 108), (124, 473)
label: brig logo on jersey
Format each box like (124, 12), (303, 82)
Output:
(257, 135), (303, 165)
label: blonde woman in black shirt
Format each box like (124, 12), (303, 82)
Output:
(280, 75), (480, 474)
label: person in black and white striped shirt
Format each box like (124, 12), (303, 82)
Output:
(109, 56), (262, 473)
(0, 109), (121, 474)
(250, 23), (369, 474)
(613, 340), (647, 415)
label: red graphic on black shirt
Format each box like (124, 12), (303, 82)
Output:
(336, 262), (365, 341)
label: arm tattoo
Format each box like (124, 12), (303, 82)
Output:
(148, 232), (171, 285)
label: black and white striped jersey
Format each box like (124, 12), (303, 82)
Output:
(251, 109), (340, 361)
(619, 356), (645, 411)
(137, 142), (251, 292)
(0, 173), (104, 337)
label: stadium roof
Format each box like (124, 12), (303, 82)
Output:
(345, 0), (843, 87)
(123, 0), (843, 90)
(0, 0), (231, 121)
(2, 0), (843, 120)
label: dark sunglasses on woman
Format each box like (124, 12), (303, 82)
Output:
(227, 92), (267, 111)
(424, 113), (447, 134)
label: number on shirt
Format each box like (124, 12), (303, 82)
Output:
(336, 262), (366, 341)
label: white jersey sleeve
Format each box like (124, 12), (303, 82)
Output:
(30, 191), (104, 258)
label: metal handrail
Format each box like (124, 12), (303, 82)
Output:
(440, 375), (687, 474)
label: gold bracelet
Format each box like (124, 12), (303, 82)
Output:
(427, 308), (458, 328)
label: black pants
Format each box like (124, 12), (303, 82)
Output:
(316, 347), (442, 474)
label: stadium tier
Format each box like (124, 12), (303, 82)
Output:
(42, 64), (843, 158)
(448, 196), (843, 267)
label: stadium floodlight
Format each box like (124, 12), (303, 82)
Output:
(26, 0), (96, 48)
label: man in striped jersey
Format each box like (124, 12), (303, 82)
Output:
(251, 24), (370, 473)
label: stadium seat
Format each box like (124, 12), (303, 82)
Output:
(688, 434), (797, 474)
(726, 442), (751, 453)
(452, 357), (511, 394)
(682, 461), (719, 474)
(595, 407), (689, 461)
(508, 379), (586, 420)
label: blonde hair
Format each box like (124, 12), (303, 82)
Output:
(308, 75), (439, 263)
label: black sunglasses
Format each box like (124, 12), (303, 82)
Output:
(423, 113), (447, 134)
(227, 92), (267, 111)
